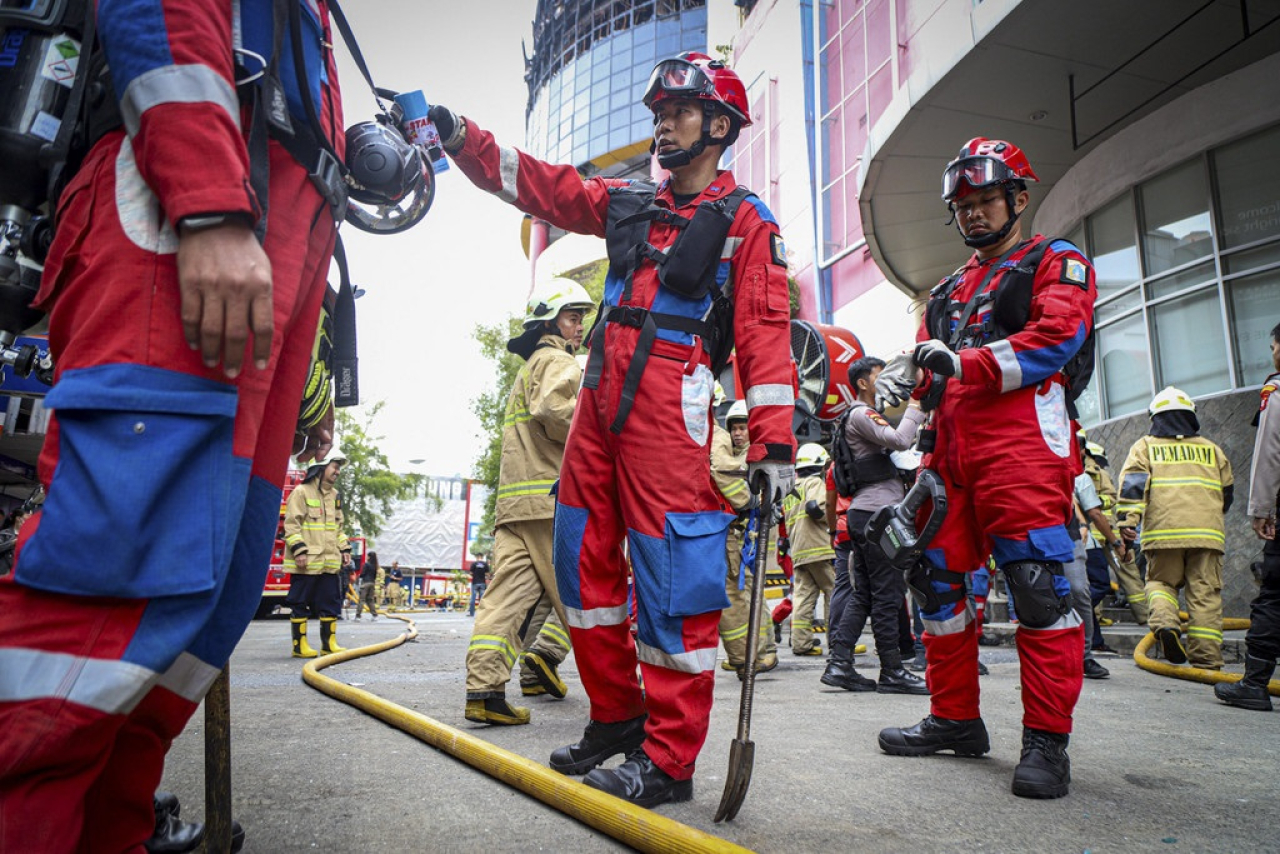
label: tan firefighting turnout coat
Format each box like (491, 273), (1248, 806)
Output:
(283, 478), (350, 574)
(495, 333), (581, 526)
(1084, 454), (1117, 543)
(711, 425), (751, 514)
(1117, 435), (1233, 552)
(782, 474), (836, 567)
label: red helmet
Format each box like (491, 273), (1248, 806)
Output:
(643, 52), (753, 127)
(941, 137), (1039, 201)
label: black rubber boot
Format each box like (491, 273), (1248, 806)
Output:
(549, 714), (648, 775)
(878, 715), (990, 757)
(464, 696), (531, 725)
(1083, 658), (1110, 680)
(1214, 655), (1275, 711)
(583, 749), (693, 808)
(1156, 627), (1188, 664)
(1011, 728), (1071, 799)
(820, 644), (876, 692)
(145, 808), (204, 854)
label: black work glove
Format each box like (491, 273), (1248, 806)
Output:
(913, 339), (962, 379)
(427, 104), (465, 153)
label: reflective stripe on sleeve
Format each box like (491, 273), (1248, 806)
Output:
(120, 64), (241, 137)
(0, 648), (158, 715)
(746, 384), (794, 409)
(988, 340), (1022, 393)
(496, 146), (520, 204)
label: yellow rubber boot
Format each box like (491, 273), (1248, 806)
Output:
(291, 618), (318, 659)
(319, 617), (346, 655)
(464, 696), (531, 726)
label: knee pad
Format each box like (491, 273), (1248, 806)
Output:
(1004, 560), (1071, 629)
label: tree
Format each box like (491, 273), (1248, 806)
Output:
(334, 402), (422, 539)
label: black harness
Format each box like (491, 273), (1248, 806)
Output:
(582, 181), (753, 435)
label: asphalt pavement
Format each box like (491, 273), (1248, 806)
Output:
(158, 611), (1278, 853)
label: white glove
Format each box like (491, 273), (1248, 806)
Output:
(874, 348), (920, 411)
(748, 460), (796, 508)
(914, 339), (962, 380)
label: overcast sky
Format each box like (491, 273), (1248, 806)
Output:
(332, 3), (539, 477)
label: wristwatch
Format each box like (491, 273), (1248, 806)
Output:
(177, 212), (253, 235)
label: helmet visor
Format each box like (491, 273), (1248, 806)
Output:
(643, 59), (715, 108)
(941, 156), (1019, 201)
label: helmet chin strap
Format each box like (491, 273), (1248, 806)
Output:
(957, 183), (1022, 248)
(655, 104), (716, 170)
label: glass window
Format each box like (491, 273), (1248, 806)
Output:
(1145, 259), (1215, 301)
(1223, 239), (1280, 276)
(1150, 289), (1228, 397)
(1096, 287), (1142, 324)
(1139, 159), (1212, 275)
(1088, 194), (1141, 302)
(1214, 124), (1280, 250)
(1228, 267), (1280, 382)
(1098, 313), (1152, 417)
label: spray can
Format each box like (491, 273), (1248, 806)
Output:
(393, 90), (449, 174)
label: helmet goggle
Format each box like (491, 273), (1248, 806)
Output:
(643, 58), (716, 109)
(942, 156), (1022, 201)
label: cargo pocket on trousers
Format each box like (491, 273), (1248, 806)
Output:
(16, 365), (238, 599)
(663, 511), (734, 617)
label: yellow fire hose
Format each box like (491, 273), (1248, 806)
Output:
(1132, 614), (1280, 695)
(302, 615), (754, 854)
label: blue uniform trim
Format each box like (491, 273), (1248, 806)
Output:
(17, 364), (238, 601)
(744, 195), (778, 227)
(553, 502), (589, 611)
(1014, 320), (1088, 387)
(239, 0), (329, 128)
(628, 512), (732, 654)
(992, 526), (1075, 566)
(971, 564), (991, 597)
(1048, 239), (1085, 256)
(99, 0), (173, 96)
(918, 547), (967, 623)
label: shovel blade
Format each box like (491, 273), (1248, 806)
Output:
(713, 737), (755, 822)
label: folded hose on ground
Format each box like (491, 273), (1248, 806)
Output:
(1132, 614), (1280, 696)
(302, 614), (754, 854)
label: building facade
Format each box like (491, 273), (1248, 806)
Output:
(717, 0), (1280, 615)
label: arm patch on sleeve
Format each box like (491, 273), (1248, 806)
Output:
(865, 408), (889, 427)
(771, 233), (787, 267)
(1060, 257), (1089, 288)
(1120, 472), (1149, 501)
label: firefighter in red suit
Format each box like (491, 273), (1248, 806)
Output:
(431, 52), (796, 807)
(874, 138), (1096, 799)
(0, 2), (343, 848)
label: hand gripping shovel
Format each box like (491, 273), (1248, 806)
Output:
(714, 481), (774, 822)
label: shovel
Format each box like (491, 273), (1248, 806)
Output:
(714, 481), (775, 823)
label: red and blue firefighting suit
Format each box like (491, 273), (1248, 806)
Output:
(449, 120), (795, 781)
(916, 236), (1094, 734)
(0, 3), (342, 849)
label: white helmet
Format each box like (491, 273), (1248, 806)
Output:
(320, 446), (348, 466)
(725, 399), (748, 425)
(524, 277), (594, 329)
(796, 443), (830, 471)
(1149, 386), (1195, 416)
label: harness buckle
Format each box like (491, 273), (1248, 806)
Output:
(310, 149), (349, 222)
(609, 306), (648, 328)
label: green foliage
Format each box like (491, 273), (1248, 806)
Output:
(335, 402), (423, 540)
(788, 275), (801, 318)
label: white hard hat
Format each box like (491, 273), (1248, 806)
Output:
(524, 277), (594, 329)
(1149, 386), (1195, 416)
(725, 399), (748, 424)
(796, 443), (830, 470)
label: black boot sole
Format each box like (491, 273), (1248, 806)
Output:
(878, 731), (990, 757)
(583, 774), (693, 808)
(1011, 777), (1070, 799)
(549, 730), (646, 775)
(876, 683), (930, 695)
(821, 673), (877, 691)
(1157, 628), (1188, 664)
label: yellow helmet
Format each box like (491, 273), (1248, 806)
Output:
(1149, 386), (1195, 416)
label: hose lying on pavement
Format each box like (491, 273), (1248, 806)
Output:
(1132, 615), (1280, 696)
(302, 615), (754, 854)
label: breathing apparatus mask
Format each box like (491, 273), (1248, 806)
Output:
(342, 103), (436, 235)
